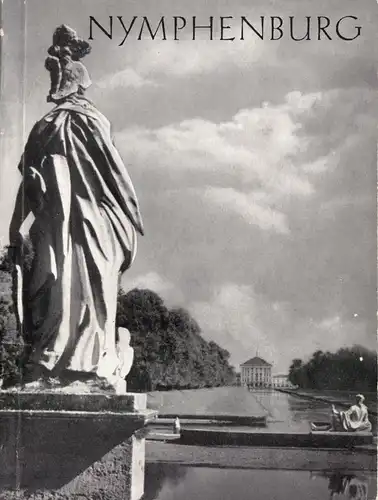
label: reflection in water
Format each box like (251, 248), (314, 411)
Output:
(145, 464), (376, 500)
(251, 390), (331, 430)
(311, 472), (369, 500)
(143, 463), (187, 500)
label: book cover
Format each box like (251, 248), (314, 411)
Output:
(0, 0), (376, 499)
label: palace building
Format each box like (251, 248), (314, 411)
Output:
(240, 356), (272, 388)
(272, 374), (297, 389)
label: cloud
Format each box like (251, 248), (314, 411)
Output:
(307, 314), (374, 357)
(203, 187), (289, 234)
(191, 284), (279, 366)
(124, 271), (173, 293)
(91, 37), (266, 94)
(114, 89), (329, 234)
(122, 271), (184, 306)
(96, 68), (156, 89)
(190, 283), (374, 372)
(135, 39), (266, 78)
(116, 90), (321, 193)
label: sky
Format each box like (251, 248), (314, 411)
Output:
(1, 0), (377, 372)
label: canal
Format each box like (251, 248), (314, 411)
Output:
(144, 465), (376, 500)
(149, 387), (377, 434)
(145, 388), (377, 499)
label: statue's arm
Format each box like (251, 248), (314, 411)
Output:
(343, 406), (353, 417)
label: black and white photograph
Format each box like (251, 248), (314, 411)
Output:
(0, 0), (376, 498)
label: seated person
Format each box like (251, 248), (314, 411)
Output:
(331, 394), (372, 432)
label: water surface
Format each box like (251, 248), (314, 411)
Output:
(145, 464), (376, 500)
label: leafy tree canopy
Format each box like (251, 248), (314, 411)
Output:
(288, 345), (376, 392)
(117, 288), (235, 392)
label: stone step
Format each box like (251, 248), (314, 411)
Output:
(155, 414), (267, 426)
(146, 442), (377, 471)
(0, 390), (147, 413)
(180, 428), (374, 448)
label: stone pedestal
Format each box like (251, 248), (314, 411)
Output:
(0, 391), (157, 500)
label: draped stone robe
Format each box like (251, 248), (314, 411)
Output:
(332, 403), (372, 432)
(9, 94), (143, 381)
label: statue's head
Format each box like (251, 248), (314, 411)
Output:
(45, 25), (92, 103)
(356, 394), (365, 404)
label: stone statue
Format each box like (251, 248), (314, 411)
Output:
(8, 25), (143, 392)
(330, 394), (372, 432)
(311, 394), (372, 432)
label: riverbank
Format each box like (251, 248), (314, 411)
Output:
(276, 388), (377, 416)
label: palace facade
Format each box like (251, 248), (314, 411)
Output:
(272, 374), (296, 388)
(240, 356), (272, 388)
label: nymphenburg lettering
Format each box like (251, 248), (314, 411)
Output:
(88, 15), (362, 43)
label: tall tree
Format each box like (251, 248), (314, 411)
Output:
(117, 288), (235, 391)
(288, 346), (376, 392)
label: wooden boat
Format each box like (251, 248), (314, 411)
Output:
(310, 421), (332, 431)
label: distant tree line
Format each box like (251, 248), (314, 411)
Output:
(117, 288), (235, 392)
(0, 247), (235, 390)
(288, 346), (377, 392)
